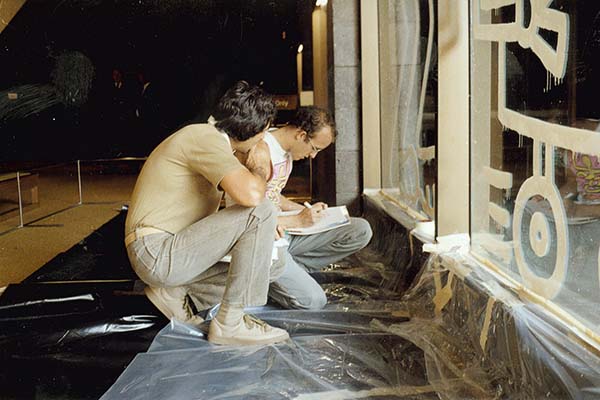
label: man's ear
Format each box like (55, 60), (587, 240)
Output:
(295, 128), (307, 141)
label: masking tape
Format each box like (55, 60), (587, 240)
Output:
(479, 297), (496, 352)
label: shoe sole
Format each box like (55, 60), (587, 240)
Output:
(208, 331), (290, 346)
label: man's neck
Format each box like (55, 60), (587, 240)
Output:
(272, 126), (297, 153)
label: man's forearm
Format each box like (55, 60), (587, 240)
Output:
(277, 215), (299, 229)
(221, 167), (267, 207)
(279, 194), (304, 212)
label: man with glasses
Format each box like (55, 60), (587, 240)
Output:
(125, 81), (289, 345)
(240, 106), (373, 310)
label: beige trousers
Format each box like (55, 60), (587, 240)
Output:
(126, 200), (280, 309)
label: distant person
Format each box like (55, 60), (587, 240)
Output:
(125, 81), (289, 346)
(239, 106), (373, 309)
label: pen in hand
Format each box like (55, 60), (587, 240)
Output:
(302, 201), (319, 225)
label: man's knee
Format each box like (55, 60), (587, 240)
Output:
(270, 254), (286, 281)
(349, 217), (373, 249)
(252, 199), (278, 226)
(296, 288), (327, 310)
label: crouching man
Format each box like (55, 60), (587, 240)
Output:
(241, 106), (373, 310)
(125, 81), (289, 346)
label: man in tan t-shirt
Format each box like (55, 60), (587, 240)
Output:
(125, 81), (289, 346)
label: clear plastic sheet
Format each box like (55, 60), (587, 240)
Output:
(377, 253), (600, 399)
(100, 197), (435, 399)
(100, 315), (437, 400)
(102, 239), (600, 399)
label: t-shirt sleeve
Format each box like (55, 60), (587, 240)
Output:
(182, 131), (243, 188)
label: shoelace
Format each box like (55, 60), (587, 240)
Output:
(243, 314), (268, 328)
(182, 295), (195, 319)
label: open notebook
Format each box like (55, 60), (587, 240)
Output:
(282, 205), (351, 235)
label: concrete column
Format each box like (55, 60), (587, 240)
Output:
(361, 0), (381, 191)
(330, 0), (362, 213)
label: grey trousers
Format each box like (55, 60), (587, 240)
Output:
(269, 217), (373, 310)
(126, 200), (279, 309)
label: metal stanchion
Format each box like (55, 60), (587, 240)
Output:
(77, 160), (83, 205)
(16, 172), (24, 228)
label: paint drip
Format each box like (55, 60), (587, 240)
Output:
(544, 70), (565, 93)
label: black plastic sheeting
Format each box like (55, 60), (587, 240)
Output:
(23, 211), (137, 283)
(0, 201), (426, 400)
(0, 282), (166, 400)
(0, 209), (162, 400)
(0, 210), (157, 399)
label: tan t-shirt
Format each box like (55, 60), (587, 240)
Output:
(125, 123), (242, 235)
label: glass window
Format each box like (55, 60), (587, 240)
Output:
(471, 1), (600, 335)
(378, 0), (437, 220)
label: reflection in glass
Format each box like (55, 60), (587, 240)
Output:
(378, 0), (437, 219)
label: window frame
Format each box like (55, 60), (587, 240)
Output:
(361, 0), (600, 350)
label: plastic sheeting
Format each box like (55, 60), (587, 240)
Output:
(0, 197), (428, 399)
(100, 313), (436, 400)
(102, 245), (600, 399)
(381, 253), (600, 399)
(0, 282), (165, 400)
(5, 195), (600, 399)
(99, 201), (435, 400)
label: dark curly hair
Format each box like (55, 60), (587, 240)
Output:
(213, 81), (276, 142)
(289, 106), (337, 140)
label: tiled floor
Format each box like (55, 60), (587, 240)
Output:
(0, 172), (137, 287)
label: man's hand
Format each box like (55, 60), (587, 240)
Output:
(243, 141), (272, 182)
(310, 202), (328, 210)
(277, 202), (327, 229)
(275, 225), (286, 239)
(279, 194), (305, 212)
(296, 203), (325, 227)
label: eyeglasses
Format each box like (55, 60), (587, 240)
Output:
(307, 138), (322, 154)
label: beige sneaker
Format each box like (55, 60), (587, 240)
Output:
(208, 314), (290, 346)
(144, 286), (204, 326)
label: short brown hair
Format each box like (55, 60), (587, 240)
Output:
(289, 106), (336, 140)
